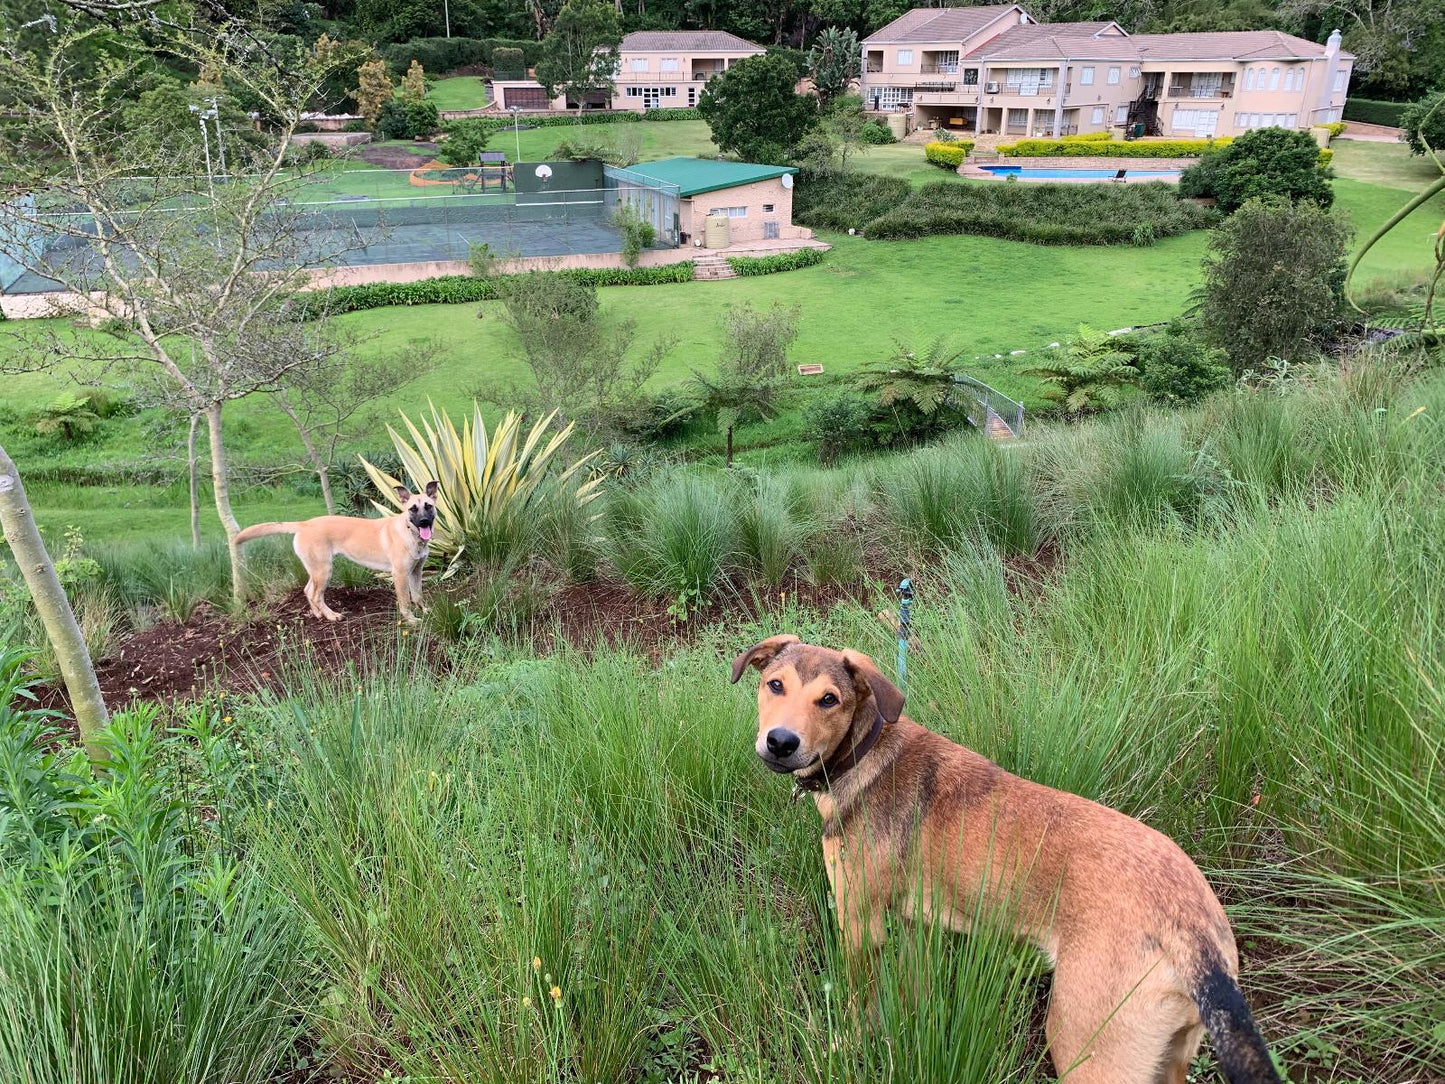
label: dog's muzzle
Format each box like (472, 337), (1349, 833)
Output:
(412, 515), (435, 542)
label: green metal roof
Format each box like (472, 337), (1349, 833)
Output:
(622, 157), (798, 197)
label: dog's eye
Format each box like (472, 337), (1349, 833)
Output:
(766, 679), (784, 694)
(818, 692), (838, 707)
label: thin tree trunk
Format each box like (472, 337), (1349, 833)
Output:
(204, 402), (245, 604)
(726, 426), (734, 468)
(0, 444), (109, 750)
(187, 413), (202, 548)
(276, 392), (336, 514)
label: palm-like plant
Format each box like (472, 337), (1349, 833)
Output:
(855, 338), (967, 417)
(30, 393), (100, 442)
(1023, 325), (1140, 415)
(361, 403), (602, 567)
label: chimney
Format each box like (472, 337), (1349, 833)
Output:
(1325, 28), (1342, 57)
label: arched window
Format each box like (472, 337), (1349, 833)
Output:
(1245, 67), (1256, 91)
(1268, 66), (1280, 90)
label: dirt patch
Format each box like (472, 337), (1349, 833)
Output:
(353, 142), (440, 169)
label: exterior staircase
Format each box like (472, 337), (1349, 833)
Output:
(692, 253), (736, 281)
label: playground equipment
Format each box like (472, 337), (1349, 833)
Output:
(408, 151), (514, 193)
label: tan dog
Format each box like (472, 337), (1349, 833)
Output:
(235, 481), (439, 623)
(732, 635), (1281, 1084)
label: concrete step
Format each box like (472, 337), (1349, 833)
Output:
(692, 256), (736, 281)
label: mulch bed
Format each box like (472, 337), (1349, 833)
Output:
(353, 142), (440, 169)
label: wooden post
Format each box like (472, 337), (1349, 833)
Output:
(0, 444), (109, 749)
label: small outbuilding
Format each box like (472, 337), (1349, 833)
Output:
(620, 157), (807, 247)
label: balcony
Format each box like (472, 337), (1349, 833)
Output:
(1167, 77), (1234, 100)
(921, 62), (960, 75)
(915, 87), (979, 105)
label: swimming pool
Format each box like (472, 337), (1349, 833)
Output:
(979, 165), (1182, 181)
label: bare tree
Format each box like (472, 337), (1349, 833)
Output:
(0, 19), (365, 602)
(0, 443), (109, 749)
(273, 338), (438, 514)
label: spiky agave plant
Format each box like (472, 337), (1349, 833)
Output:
(361, 403), (603, 568)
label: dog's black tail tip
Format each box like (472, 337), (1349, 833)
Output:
(1193, 956), (1283, 1084)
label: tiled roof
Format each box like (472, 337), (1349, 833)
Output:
(1129, 30), (1350, 60)
(621, 30), (763, 53)
(622, 157), (796, 197)
(865, 5), (1025, 44)
(967, 23), (1137, 60)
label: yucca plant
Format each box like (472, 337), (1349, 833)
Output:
(362, 403), (603, 567)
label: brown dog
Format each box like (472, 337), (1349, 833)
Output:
(235, 481), (438, 623)
(732, 634), (1281, 1084)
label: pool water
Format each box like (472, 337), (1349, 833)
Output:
(979, 165), (1182, 181)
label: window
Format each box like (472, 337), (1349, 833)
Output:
(1091, 105), (1104, 124)
(1005, 67), (1052, 95)
(660, 57), (679, 72)
(931, 50), (959, 73)
(1281, 114), (1295, 127)
(876, 85), (913, 109)
(1080, 65), (1095, 85)
(630, 57), (648, 72)
(1245, 67), (1256, 91)
(1333, 69), (1347, 92)
(1268, 66), (1280, 90)
(1007, 107), (1028, 128)
(962, 67), (979, 85)
(897, 49), (914, 65)
(763, 203), (774, 212)
(1193, 72), (1222, 97)
(1128, 66), (1140, 78)
(710, 206), (746, 218)
(1115, 104), (1128, 124)
(1107, 66), (1121, 84)
(688, 87), (696, 105)
(1172, 108), (1218, 134)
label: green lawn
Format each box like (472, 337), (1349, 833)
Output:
(488, 118), (718, 164)
(427, 76), (489, 111)
(851, 141), (968, 187)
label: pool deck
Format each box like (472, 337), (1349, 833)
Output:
(961, 156), (1196, 182)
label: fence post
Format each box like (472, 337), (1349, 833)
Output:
(896, 578), (913, 690)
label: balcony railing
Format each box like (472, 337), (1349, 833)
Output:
(921, 63), (960, 74)
(865, 63), (883, 73)
(1168, 83), (1233, 99)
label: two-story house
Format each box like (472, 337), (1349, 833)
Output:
(491, 30), (764, 113)
(861, 6), (1353, 139)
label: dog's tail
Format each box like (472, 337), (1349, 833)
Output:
(234, 522), (300, 546)
(1191, 952), (1282, 1084)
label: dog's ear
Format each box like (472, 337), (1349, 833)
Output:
(729, 634), (800, 684)
(424, 480), (439, 498)
(842, 650), (905, 723)
(394, 484), (413, 503)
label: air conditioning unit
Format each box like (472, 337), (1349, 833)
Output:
(985, 81), (1000, 93)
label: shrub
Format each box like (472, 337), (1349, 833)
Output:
(1061, 130), (1114, 142)
(436, 118), (490, 166)
(1178, 127), (1333, 213)
(862, 180), (1213, 245)
(612, 203), (656, 268)
(791, 169), (911, 232)
(377, 98), (440, 139)
(640, 107), (701, 121)
(1134, 323), (1232, 406)
(1342, 97), (1409, 127)
(998, 137), (1228, 157)
(1023, 325), (1140, 415)
(805, 390), (873, 462)
(362, 404), (602, 565)
(1400, 92), (1445, 156)
(1320, 120), (1348, 138)
(725, 248), (825, 276)
(491, 46), (525, 78)
(925, 140), (969, 168)
(858, 119), (895, 144)
(1198, 197), (1353, 373)
(352, 56), (393, 129)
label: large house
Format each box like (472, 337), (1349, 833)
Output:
(491, 29), (764, 113)
(860, 5), (1352, 138)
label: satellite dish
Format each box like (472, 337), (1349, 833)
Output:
(534, 164), (553, 180)
(781, 173), (795, 189)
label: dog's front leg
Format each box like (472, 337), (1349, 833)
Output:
(391, 559), (419, 625)
(409, 559), (426, 613)
(825, 837), (889, 1045)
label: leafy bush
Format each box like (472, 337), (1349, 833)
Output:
(362, 404), (602, 565)
(612, 203), (656, 268)
(1198, 197), (1352, 373)
(300, 264), (696, 317)
(640, 107), (701, 121)
(1179, 127), (1334, 213)
(725, 248), (825, 276)
(858, 119), (895, 144)
(998, 137), (1229, 157)
(1400, 92), (1445, 156)
(1023, 325), (1140, 414)
(925, 141), (970, 168)
(436, 118), (490, 166)
(862, 180), (1213, 245)
(377, 98), (440, 139)
(1319, 121), (1348, 138)
(805, 390), (874, 462)
(791, 169), (911, 231)
(1134, 323), (1232, 406)
(1342, 97), (1409, 126)
(1061, 131), (1114, 142)
(491, 46), (525, 78)
(379, 37), (540, 77)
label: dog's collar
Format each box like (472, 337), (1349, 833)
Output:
(792, 711), (885, 799)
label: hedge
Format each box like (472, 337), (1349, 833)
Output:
(641, 107), (701, 121)
(380, 37), (541, 77)
(1319, 121), (1348, 138)
(299, 263), (696, 318)
(1061, 131), (1113, 142)
(998, 137), (1231, 158)
(478, 111), (642, 132)
(725, 248), (826, 275)
(1342, 98), (1408, 127)
(924, 140), (971, 168)
(792, 170), (912, 232)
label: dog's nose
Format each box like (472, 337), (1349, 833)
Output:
(765, 728), (800, 758)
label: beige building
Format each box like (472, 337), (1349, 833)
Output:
(492, 29), (764, 113)
(861, 5), (1353, 138)
(622, 157), (807, 246)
